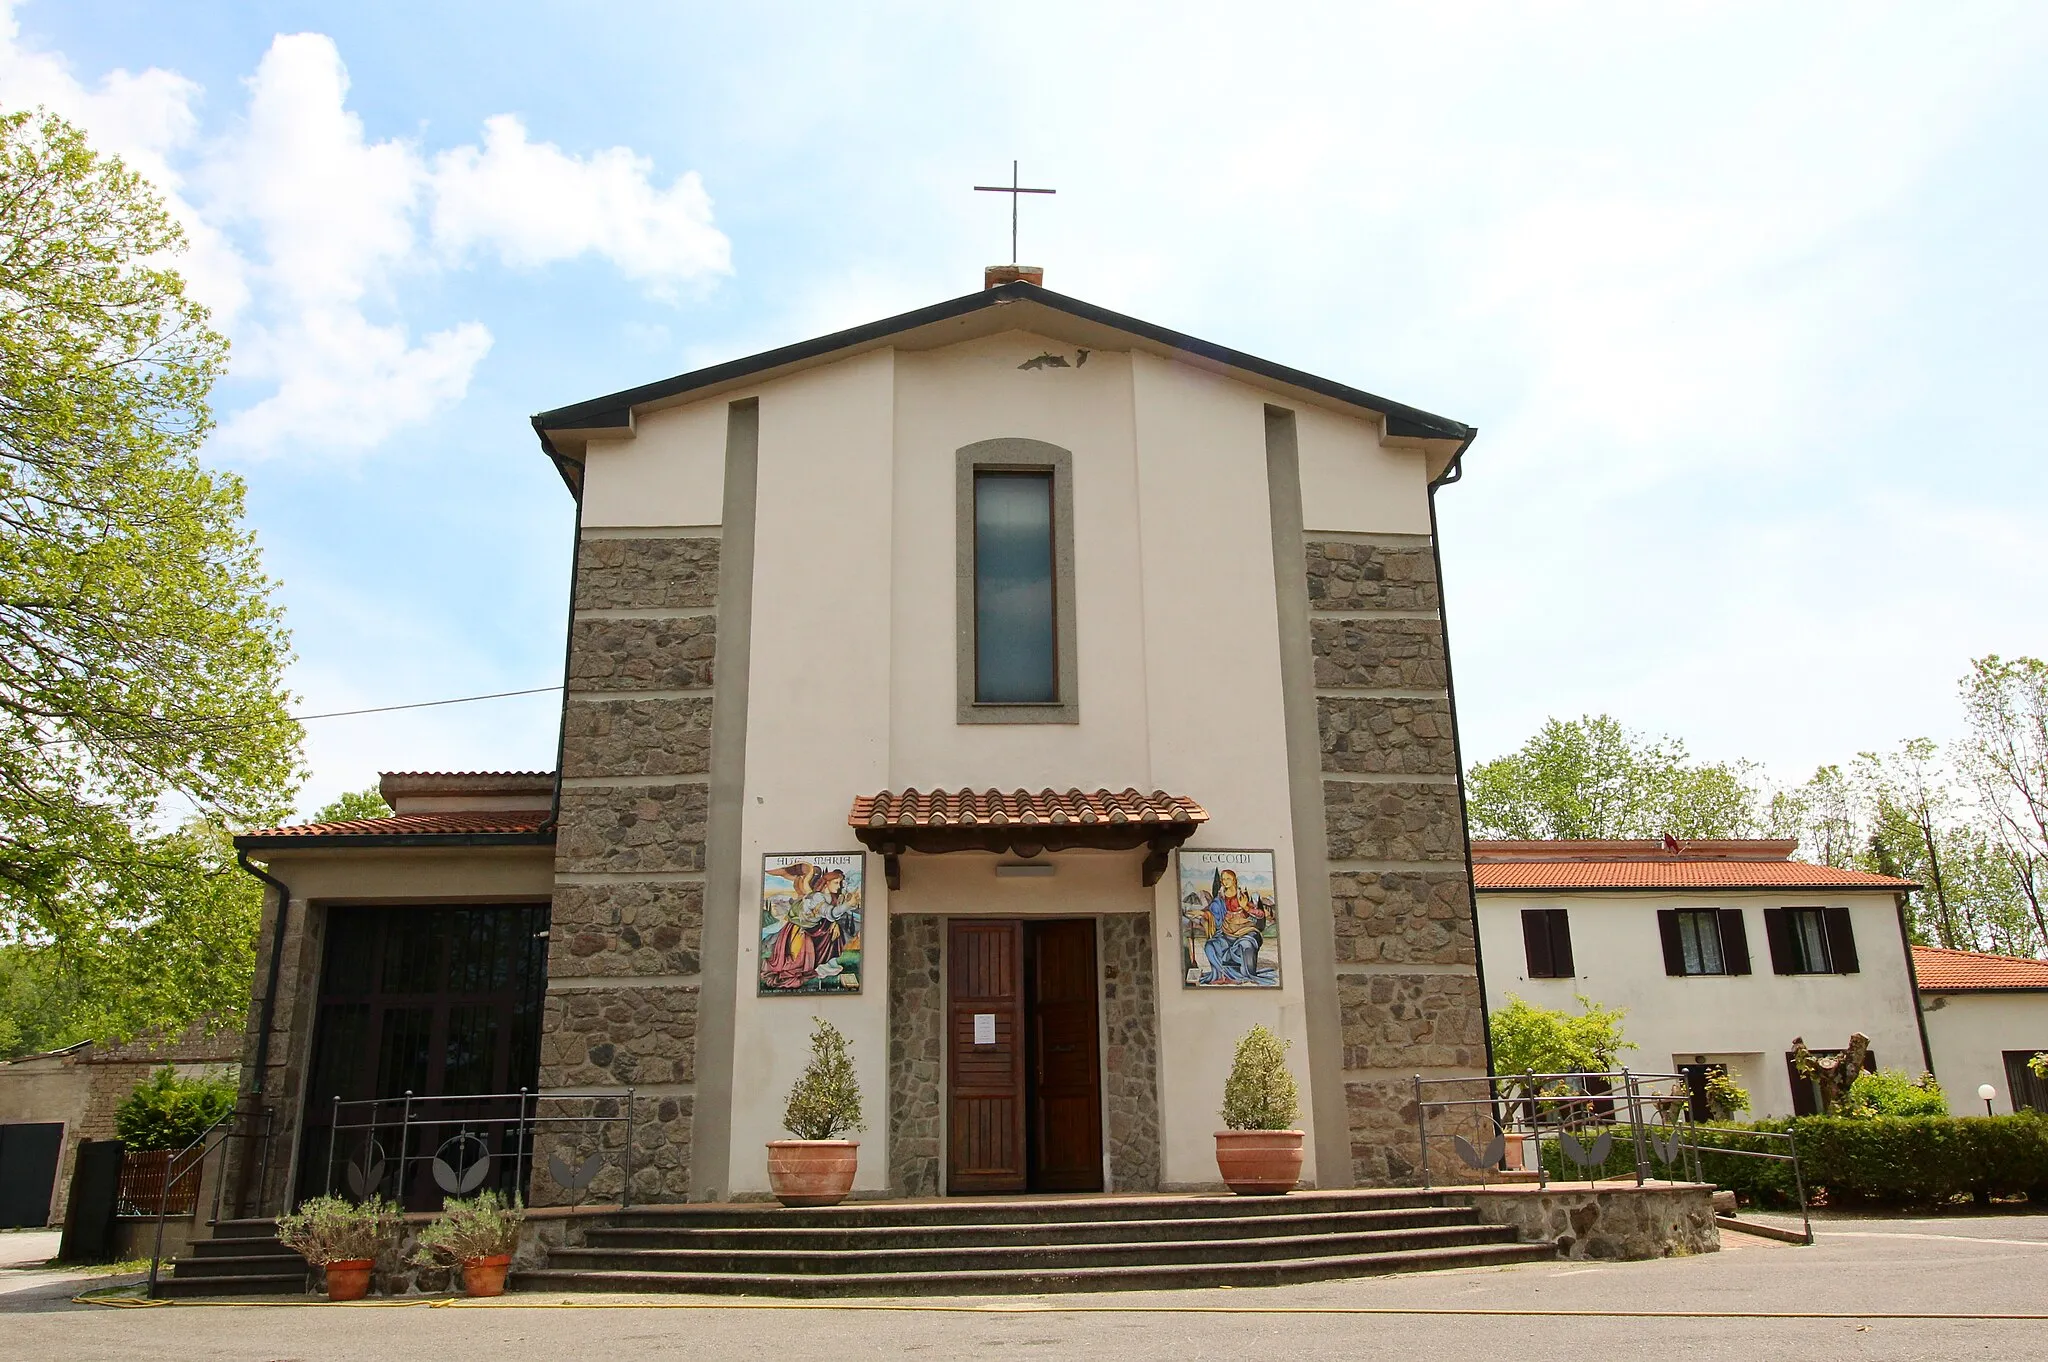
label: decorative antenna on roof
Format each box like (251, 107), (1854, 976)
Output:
(974, 160), (1055, 265)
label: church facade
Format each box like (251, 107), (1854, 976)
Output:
(232, 270), (1488, 1206)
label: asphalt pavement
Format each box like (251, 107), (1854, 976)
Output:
(4, 1213), (2044, 1361)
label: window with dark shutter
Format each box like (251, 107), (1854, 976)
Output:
(1764, 908), (1794, 974)
(1719, 909), (1752, 975)
(1822, 906), (1859, 973)
(2005, 1052), (2048, 1114)
(1661, 909), (1729, 975)
(1522, 909), (1573, 978)
(1658, 910), (1686, 976)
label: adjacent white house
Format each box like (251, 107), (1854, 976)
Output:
(1470, 839), (1925, 1119)
(1913, 945), (2048, 1116)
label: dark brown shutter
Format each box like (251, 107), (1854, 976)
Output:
(1786, 1053), (1818, 1116)
(1549, 910), (1576, 978)
(1522, 909), (1554, 978)
(1657, 910), (1686, 975)
(1719, 909), (1751, 975)
(1823, 906), (1859, 973)
(1763, 908), (1795, 974)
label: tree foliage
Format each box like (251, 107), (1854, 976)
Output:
(0, 110), (299, 1041)
(311, 786), (391, 823)
(1836, 1069), (1948, 1119)
(782, 1017), (865, 1141)
(1467, 714), (1764, 840)
(1487, 993), (1635, 1082)
(112, 1063), (237, 1151)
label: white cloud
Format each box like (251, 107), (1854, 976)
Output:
(432, 114), (731, 293)
(0, 7), (730, 457)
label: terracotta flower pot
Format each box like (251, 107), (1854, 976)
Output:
(462, 1253), (512, 1297)
(1215, 1129), (1305, 1195)
(323, 1258), (374, 1301)
(766, 1139), (860, 1207)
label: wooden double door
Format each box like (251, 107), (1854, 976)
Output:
(947, 918), (1104, 1194)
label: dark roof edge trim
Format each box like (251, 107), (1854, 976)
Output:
(530, 282), (1474, 442)
(233, 831), (557, 852)
(1919, 983), (2048, 994)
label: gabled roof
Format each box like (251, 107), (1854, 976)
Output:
(530, 280), (1476, 491)
(1912, 944), (2048, 992)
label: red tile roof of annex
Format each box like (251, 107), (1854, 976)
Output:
(238, 810), (552, 840)
(1911, 945), (2048, 992)
(1471, 852), (1918, 893)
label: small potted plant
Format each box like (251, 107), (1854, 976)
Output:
(275, 1195), (401, 1301)
(409, 1189), (525, 1297)
(767, 1017), (865, 1207)
(1216, 1023), (1304, 1195)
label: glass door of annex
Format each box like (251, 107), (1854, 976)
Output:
(296, 903), (549, 1208)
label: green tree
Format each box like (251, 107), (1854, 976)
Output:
(1769, 764), (1863, 867)
(311, 786), (391, 823)
(1487, 994), (1634, 1081)
(1467, 715), (1764, 840)
(1955, 656), (2048, 951)
(0, 110), (299, 1041)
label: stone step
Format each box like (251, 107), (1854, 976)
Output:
(582, 1205), (1483, 1252)
(168, 1252), (306, 1280)
(208, 1217), (282, 1240)
(155, 1271), (308, 1299)
(603, 1188), (1455, 1231)
(517, 1240), (1558, 1297)
(186, 1236), (289, 1259)
(550, 1222), (1523, 1277)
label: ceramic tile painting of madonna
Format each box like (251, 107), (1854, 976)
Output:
(759, 853), (864, 994)
(1179, 849), (1280, 988)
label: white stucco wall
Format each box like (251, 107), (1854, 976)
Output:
(1920, 991), (2048, 1115)
(1474, 890), (1926, 1117)
(579, 399), (728, 529)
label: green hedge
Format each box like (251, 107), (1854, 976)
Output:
(1534, 1113), (2048, 1208)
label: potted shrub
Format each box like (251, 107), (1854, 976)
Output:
(409, 1189), (525, 1297)
(1216, 1024), (1304, 1195)
(767, 1017), (865, 1207)
(275, 1196), (400, 1301)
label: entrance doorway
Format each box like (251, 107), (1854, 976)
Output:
(946, 918), (1103, 1193)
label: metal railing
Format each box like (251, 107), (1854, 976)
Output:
(144, 1107), (277, 1299)
(1411, 1070), (1812, 1244)
(319, 1088), (642, 1212)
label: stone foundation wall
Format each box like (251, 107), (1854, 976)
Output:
(1100, 914), (1162, 1193)
(887, 915), (944, 1197)
(1305, 534), (1487, 1187)
(539, 532), (722, 1206)
(1468, 1184), (1720, 1260)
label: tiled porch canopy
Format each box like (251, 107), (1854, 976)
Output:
(848, 787), (1209, 888)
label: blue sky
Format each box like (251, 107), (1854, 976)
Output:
(7, 1), (2046, 815)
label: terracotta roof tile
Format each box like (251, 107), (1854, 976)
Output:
(1472, 860), (1918, 892)
(849, 788), (1208, 830)
(1911, 945), (2048, 992)
(240, 810), (552, 840)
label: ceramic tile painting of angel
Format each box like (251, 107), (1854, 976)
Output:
(759, 853), (864, 994)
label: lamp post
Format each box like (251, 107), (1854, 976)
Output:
(1978, 1083), (1997, 1117)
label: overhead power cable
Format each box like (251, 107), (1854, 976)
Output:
(290, 685), (562, 722)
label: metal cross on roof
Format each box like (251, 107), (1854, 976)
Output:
(973, 160), (1056, 264)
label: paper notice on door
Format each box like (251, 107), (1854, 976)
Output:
(973, 1013), (996, 1045)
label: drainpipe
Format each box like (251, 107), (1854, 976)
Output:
(1425, 430), (1500, 1082)
(234, 849), (293, 1214)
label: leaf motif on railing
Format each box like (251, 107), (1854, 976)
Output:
(433, 1153), (491, 1195)
(345, 1159), (385, 1200)
(1559, 1129), (1614, 1167)
(1452, 1133), (1508, 1170)
(1648, 1129), (1685, 1165)
(549, 1150), (603, 1192)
